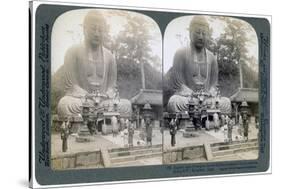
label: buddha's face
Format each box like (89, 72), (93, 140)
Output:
(84, 22), (104, 47)
(190, 24), (209, 50)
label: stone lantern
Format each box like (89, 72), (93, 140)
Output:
(142, 102), (153, 146)
(240, 99), (250, 141)
(240, 99), (249, 115)
(76, 98), (92, 143)
(143, 102), (153, 119)
(82, 98), (91, 120)
(188, 97), (196, 118)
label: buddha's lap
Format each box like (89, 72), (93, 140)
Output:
(57, 95), (132, 117)
(167, 95), (231, 113)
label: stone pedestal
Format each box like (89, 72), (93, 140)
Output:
(183, 131), (199, 138)
(183, 120), (195, 131)
(76, 124), (93, 143)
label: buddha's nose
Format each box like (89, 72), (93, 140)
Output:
(198, 32), (204, 39)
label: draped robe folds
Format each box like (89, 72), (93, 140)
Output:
(166, 47), (231, 113)
(55, 43), (132, 118)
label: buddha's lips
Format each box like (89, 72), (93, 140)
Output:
(195, 40), (204, 45)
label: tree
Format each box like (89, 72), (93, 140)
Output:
(111, 13), (162, 98)
(208, 17), (258, 96)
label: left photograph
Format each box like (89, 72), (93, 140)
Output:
(51, 9), (163, 169)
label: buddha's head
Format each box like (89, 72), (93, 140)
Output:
(189, 16), (210, 50)
(83, 10), (106, 48)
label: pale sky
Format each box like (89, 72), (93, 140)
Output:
(51, 9), (162, 74)
(163, 15), (258, 73)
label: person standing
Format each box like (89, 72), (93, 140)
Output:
(128, 121), (134, 148)
(222, 115), (230, 142)
(228, 117), (234, 143)
(145, 117), (153, 146)
(112, 116), (118, 137)
(61, 118), (70, 152)
(242, 114), (249, 141)
(238, 114), (243, 136)
(213, 112), (220, 132)
(169, 118), (177, 147)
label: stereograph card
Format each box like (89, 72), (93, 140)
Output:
(29, 0), (271, 188)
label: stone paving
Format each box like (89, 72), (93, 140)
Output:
(111, 157), (163, 167)
(163, 122), (259, 149)
(168, 150), (259, 164)
(162, 121), (259, 163)
(51, 121), (259, 165)
(51, 133), (118, 156)
(102, 128), (163, 147)
(51, 128), (163, 157)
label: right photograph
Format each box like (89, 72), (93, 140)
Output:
(162, 15), (259, 164)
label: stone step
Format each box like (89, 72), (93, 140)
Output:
(108, 144), (162, 153)
(211, 154), (242, 161)
(110, 160), (142, 167)
(77, 129), (91, 136)
(110, 152), (162, 164)
(212, 146), (258, 157)
(211, 141), (258, 152)
(110, 156), (162, 167)
(78, 132), (91, 136)
(109, 147), (162, 158)
(75, 136), (92, 143)
(210, 139), (257, 147)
